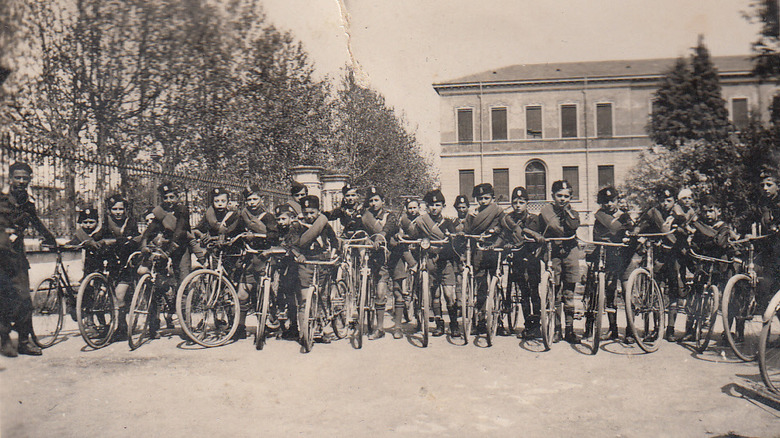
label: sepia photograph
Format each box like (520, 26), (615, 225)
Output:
(2, 0), (780, 436)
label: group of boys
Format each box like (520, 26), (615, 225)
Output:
(5, 158), (780, 357)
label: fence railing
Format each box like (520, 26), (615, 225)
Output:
(1, 133), (287, 239)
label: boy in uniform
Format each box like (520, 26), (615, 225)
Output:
(536, 180), (582, 344)
(756, 168), (780, 320)
(465, 183), (504, 334)
(68, 206), (103, 278)
(360, 186), (397, 340)
(500, 186), (544, 339)
(289, 195), (339, 344)
(139, 181), (193, 337)
(591, 186), (636, 340)
(325, 183), (365, 238)
(194, 187), (240, 244)
(409, 189), (460, 337)
(233, 185), (278, 340)
(389, 198), (419, 337)
(0, 162), (56, 356)
(274, 204), (300, 338)
(287, 182), (308, 221)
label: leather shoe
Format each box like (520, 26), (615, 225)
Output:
(369, 330), (385, 340)
(18, 339), (42, 356)
(393, 328), (403, 339)
(564, 330), (580, 345)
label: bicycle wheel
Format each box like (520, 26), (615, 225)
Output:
(420, 271), (430, 347)
(539, 270), (556, 351)
(625, 268), (664, 353)
(695, 285), (720, 353)
(31, 277), (64, 348)
(77, 272), (118, 349)
(356, 271), (368, 349)
(128, 274), (154, 350)
(508, 281), (522, 334)
(590, 272), (606, 355)
(331, 280), (349, 339)
(461, 268), (473, 345)
(255, 276), (272, 350)
(179, 270), (240, 347)
(301, 288), (318, 353)
(758, 293), (780, 393)
(721, 274), (761, 361)
(486, 275), (500, 347)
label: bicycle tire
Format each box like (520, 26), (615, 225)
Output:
(356, 269), (368, 349)
(508, 281), (521, 334)
(255, 276), (272, 350)
(178, 270), (240, 347)
(486, 275), (500, 347)
(758, 291), (780, 393)
(695, 285), (720, 353)
(590, 271), (606, 355)
(721, 274), (761, 361)
(461, 268), (473, 345)
(77, 272), (118, 349)
(301, 287), (318, 353)
(625, 268), (664, 353)
(421, 270), (430, 347)
(31, 277), (64, 349)
(331, 280), (349, 340)
(128, 274), (154, 350)
(539, 270), (555, 351)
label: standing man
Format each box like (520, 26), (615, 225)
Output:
(0, 162), (57, 357)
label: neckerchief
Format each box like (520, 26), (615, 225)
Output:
(412, 212), (446, 239)
(241, 207), (268, 234)
(106, 216), (129, 237)
(75, 226), (101, 243)
(362, 208), (388, 235)
(468, 203), (502, 234)
(205, 207), (235, 234)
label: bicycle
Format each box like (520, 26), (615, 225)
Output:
(127, 244), (182, 349)
(623, 232), (672, 353)
(175, 234), (248, 348)
(31, 243), (83, 348)
(252, 245), (287, 350)
(336, 231), (372, 343)
(579, 239), (628, 355)
(684, 248), (732, 353)
(486, 245), (529, 346)
(721, 235), (767, 361)
(300, 257), (341, 353)
(77, 245), (142, 349)
(538, 235), (578, 351)
(398, 236), (448, 347)
(353, 236), (387, 349)
(454, 232), (493, 346)
(758, 284), (780, 393)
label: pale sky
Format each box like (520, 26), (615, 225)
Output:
(259, 0), (762, 167)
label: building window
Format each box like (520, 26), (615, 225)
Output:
(457, 109), (473, 143)
(459, 169), (475, 199)
(598, 165), (614, 189)
(732, 98), (749, 131)
(526, 106), (542, 139)
(562, 166), (579, 200)
(596, 103), (613, 138)
(561, 104), (577, 138)
(493, 168), (509, 201)
(491, 107), (508, 140)
(525, 160), (546, 200)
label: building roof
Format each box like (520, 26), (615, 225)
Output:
(434, 55), (754, 88)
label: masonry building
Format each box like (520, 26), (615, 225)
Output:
(433, 55), (777, 226)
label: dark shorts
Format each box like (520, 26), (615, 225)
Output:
(552, 246), (582, 284)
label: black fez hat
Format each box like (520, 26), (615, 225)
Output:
(472, 183), (494, 198)
(158, 181), (176, 195)
(300, 195), (320, 210)
(365, 186), (383, 200)
(243, 184), (262, 199)
(78, 206), (99, 222)
(210, 187), (228, 201)
(9, 161), (33, 175)
(290, 181), (307, 195)
(511, 186), (529, 201)
(423, 189), (445, 205)
(656, 185), (677, 200)
(105, 194), (126, 208)
(274, 204), (294, 217)
(454, 195), (469, 207)
(342, 182), (357, 195)
(597, 186), (618, 204)
(551, 180), (572, 194)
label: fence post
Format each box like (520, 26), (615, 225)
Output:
(321, 174), (348, 212)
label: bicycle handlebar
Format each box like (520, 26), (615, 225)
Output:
(301, 258), (340, 266)
(688, 248), (733, 264)
(729, 234), (768, 245)
(629, 231), (674, 238)
(397, 236), (448, 246)
(578, 238), (628, 248)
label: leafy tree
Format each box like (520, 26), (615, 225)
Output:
(330, 68), (437, 203)
(750, 0), (780, 78)
(648, 36), (731, 150)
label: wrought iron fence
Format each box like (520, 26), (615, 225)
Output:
(1, 133), (287, 239)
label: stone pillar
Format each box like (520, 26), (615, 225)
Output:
(321, 174), (349, 212)
(290, 166), (324, 199)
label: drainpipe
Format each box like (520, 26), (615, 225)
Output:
(582, 76), (591, 224)
(479, 82), (484, 184)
